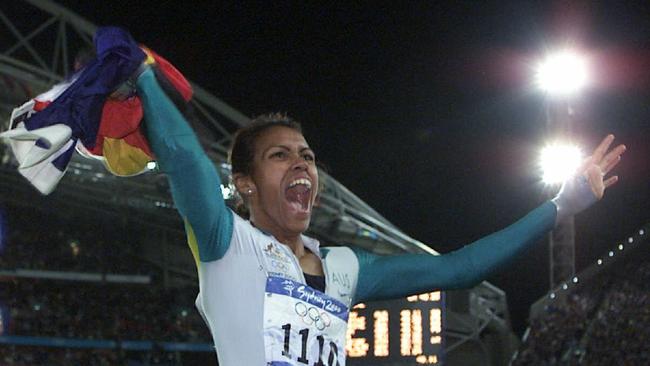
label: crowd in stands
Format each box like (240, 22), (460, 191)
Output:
(0, 207), (157, 276)
(0, 203), (216, 365)
(2, 280), (210, 342)
(0, 345), (196, 366)
(512, 243), (650, 365)
(0, 346), (122, 366)
(511, 285), (603, 365)
(580, 259), (650, 364)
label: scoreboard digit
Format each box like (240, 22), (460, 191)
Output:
(346, 291), (444, 365)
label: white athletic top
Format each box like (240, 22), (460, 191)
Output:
(195, 212), (359, 365)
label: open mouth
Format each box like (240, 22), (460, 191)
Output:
(285, 178), (312, 214)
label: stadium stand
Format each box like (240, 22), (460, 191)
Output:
(0, 203), (216, 365)
(511, 224), (650, 365)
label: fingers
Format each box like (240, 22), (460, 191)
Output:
(600, 144), (626, 175)
(604, 175), (619, 189)
(601, 155), (622, 176)
(579, 135), (625, 200)
(586, 165), (605, 199)
(591, 134), (615, 163)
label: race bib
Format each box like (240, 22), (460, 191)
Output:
(264, 276), (349, 366)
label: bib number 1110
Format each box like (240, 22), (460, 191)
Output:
(281, 323), (340, 366)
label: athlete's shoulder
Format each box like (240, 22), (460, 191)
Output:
(320, 245), (356, 259)
(227, 212), (279, 255)
(320, 246), (360, 304)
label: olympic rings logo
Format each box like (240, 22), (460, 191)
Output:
(294, 302), (332, 331)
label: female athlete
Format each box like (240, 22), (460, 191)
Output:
(134, 66), (625, 365)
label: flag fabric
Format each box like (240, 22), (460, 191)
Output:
(0, 27), (193, 194)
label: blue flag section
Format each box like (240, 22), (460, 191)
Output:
(24, 27), (145, 149)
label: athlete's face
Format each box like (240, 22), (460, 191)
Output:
(238, 126), (319, 237)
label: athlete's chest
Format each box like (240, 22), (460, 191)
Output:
(260, 240), (309, 283)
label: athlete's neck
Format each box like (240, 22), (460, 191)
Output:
(273, 232), (305, 257)
(249, 219), (305, 258)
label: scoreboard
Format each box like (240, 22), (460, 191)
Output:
(346, 291), (444, 365)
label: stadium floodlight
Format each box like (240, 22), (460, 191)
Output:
(539, 142), (583, 184)
(535, 50), (589, 96)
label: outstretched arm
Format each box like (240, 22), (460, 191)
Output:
(352, 201), (556, 303)
(136, 68), (233, 262)
(353, 135), (626, 303)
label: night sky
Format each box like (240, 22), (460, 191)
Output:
(51, 0), (650, 333)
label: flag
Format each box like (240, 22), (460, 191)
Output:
(0, 27), (193, 194)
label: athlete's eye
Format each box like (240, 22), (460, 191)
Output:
(270, 151), (287, 159)
(303, 153), (315, 162)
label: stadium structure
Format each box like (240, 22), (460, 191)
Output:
(510, 223), (650, 364)
(0, 1), (521, 365)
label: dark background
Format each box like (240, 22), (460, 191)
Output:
(50, 0), (650, 334)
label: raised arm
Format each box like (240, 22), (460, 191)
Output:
(136, 68), (233, 262)
(352, 135), (626, 303)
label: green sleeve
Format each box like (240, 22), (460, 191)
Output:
(136, 68), (233, 261)
(351, 201), (556, 303)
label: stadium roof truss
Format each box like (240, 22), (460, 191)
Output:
(0, 0), (435, 256)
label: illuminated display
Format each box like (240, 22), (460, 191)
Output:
(400, 309), (412, 356)
(373, 310), (389, 357)
(346, 307), (369, 357)
(347, 291), (444, 365)
(411, 309), (423, 355)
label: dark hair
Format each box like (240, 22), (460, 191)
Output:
(228, 113), (302, 176)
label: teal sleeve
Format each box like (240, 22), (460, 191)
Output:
(351, 201), (557, 303)
(136, 68), (233, 261)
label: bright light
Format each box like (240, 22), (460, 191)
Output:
(146, 161), (157, 170)
(597, 259), (603, 265)
(540, 142), (583, 184)
(220, 185), (234, 199)
(535, 50), (589, 95)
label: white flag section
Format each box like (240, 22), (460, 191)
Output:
(0, 79), (78, 195)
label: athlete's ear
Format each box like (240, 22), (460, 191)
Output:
(233, 173), (256, 196)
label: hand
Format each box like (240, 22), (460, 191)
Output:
(581, 134), (626, 200)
